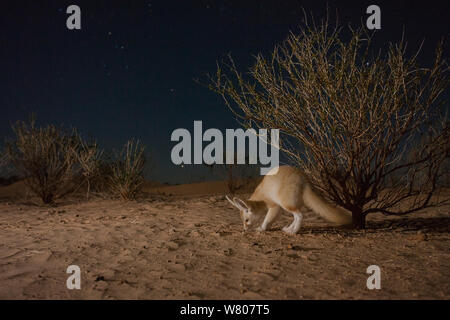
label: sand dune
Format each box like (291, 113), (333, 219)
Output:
(0, 180), (28, 200)
(0, 181), (449, 299)
(145, 180), (230, 196)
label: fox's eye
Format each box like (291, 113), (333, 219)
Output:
(245, 218), (249, 223)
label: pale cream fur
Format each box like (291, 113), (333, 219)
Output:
(226, 165), (352, 235)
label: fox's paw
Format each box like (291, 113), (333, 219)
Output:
(256, 226), (266, 233)
(283, 226), (296, 235)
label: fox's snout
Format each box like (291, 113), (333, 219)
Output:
(242, 219), (254, 231)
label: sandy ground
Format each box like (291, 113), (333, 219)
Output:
(0, 182), (449, 300)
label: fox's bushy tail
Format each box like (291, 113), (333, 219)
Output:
(303, 185), (352, 225)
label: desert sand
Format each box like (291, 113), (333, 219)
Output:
(0, 181), (449, 299)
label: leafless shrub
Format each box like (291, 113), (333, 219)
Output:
(0, 149), (14, 185)
(206, 152), (258, 194)
(0, 150), (7, 169)
(109, 139), (146, 200)
(6, 118), (81, 204)
(74, 139), (104, 200)
(209, 15), (449, 228)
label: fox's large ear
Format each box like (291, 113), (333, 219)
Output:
(226, 195), (238, 208)
(233, 197), (249, 211)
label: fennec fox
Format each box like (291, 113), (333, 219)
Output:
(226, 166), (351, 235)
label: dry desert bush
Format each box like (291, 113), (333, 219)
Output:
(74, 139), (105, 200)
(5, 117), (147, 203)
(6, 118), (82, 204)
(0, 150), (7, 170)
(108, 139), (146, 200)
(205, 151), (259, 194)
(209, 15), (449, 228)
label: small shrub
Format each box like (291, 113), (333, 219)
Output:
(6, 118), (81, 204)
(0, 151), (6, 166)
(206, 152), (258, 194)
(109, 139), (146, 200)
(75, 140), (104, 199)
(0, 149), (8, 171)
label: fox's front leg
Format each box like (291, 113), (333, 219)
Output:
(257, 206), (282, 232)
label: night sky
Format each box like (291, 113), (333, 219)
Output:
(1, 0), (449, 183)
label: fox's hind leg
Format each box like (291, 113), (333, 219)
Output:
(256, 205), (282, 232)
(282, 208), (303, 235)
